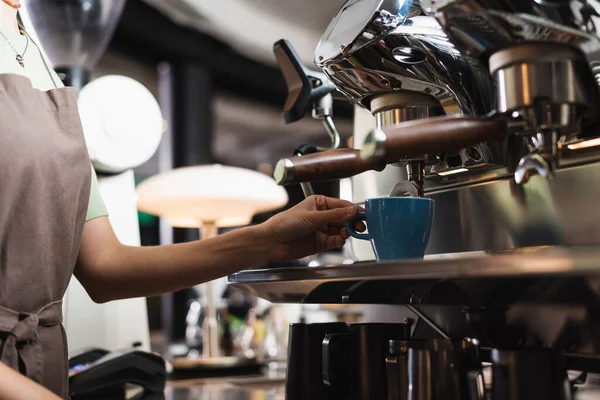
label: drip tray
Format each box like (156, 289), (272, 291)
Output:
(228, 245), (600, 305)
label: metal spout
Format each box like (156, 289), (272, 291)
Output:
(389, 161), (425, 197)
(514, 154), (554, 185)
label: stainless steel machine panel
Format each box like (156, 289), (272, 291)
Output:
(426, 161), (600, 254)
(227, 245), (600, 304)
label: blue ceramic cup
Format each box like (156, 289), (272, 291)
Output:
(347, 197), (435, 261)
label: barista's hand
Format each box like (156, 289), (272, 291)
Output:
(260, 195), (364, 263)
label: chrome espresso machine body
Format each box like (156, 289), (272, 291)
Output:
(305, 0), (600, 255)
(229, 0), (600, 398)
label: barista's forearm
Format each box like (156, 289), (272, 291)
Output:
(0, 362), (61, 400)
(75, 218), (271, 303)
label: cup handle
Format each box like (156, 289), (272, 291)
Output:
(346, 211), (369, 240)
(322, 333), (350, 387)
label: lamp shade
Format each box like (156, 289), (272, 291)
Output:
(78, 75), (164, 174)
(136, 165), (289, 228)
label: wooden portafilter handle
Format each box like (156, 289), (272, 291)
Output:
(274, 148), (387, 185)
(360, 116), (509, 162)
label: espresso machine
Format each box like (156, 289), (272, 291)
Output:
(229, 0), (600, 398)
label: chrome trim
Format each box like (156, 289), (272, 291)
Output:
(361, 128), (388, 160)
(227, 245), (600, 304)
(375, 106), (443, 128)
(315, 7), (495, 116)
(494, 58), (588, 115)
(273, 158), (295, 185)
(514, 153), (553, 185)
(315, 0), (415, 65)
(432, 0), (600, 95)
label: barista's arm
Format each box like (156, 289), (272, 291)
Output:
(75, 195), (361, 303)
(0, 362), (61, 400)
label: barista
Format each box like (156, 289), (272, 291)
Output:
(0, 1), (362, 398)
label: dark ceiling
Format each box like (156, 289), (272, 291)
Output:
(107, 1), (355, 172)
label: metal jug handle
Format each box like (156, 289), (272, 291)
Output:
(322, 333), (351, 388)
(467, 369), (486, 400)
(385, 354), (403, 400)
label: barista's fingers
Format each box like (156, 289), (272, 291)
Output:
(311, 206), (359, 227)
(312, 195), (356, 212)
(314, 232), (345, 252)
(340, 227), (350, 240)
(323, 235), (345, 251)
(322, 225), (348, 237)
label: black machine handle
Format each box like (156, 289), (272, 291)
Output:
(322, 333), (351, 390)
(294, 144), (319, 157)
(273, 39), (336, 124)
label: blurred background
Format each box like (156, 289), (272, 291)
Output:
(13, 1), (378, 395)
(114, 0), (357, 340)
(27, 0), (364, 361)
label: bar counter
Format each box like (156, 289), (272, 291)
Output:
(164, 374), (285, 399)
(131, 370), (285, 400)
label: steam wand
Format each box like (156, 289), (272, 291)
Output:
(295, 95), (342, 197)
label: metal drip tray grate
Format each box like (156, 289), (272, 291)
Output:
(227, 246), (600, 305)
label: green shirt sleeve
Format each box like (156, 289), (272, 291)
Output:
(86, 165), (108, 221)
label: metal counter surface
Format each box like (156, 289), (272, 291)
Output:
(164, 375), (285, 400)
(131, 372), (285, 400)
(164, 381), (285, 400)
(228, 246), (600, 304)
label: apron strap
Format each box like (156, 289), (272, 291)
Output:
(0, 301), (63, 383)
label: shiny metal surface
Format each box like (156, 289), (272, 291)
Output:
(315, 2), (495, 116)
(376, 106), (442, 129)
(315, 0), (414, 66)
(514, 153), (553, 185)
(162, 373), (285, 400)
(228, 245), (600, 304)
(361, 126), (389, 161)
(428, 1), (600, 186)
(298, 0), (600, 259)
(351, 107), (406, 203)
(299, 182), (315, 198)
(492, 51), (589, 118)
(345, 124), (600, 261)
(431, 0), (600, 71)
(364, 93), (446, 175)
(320, 114), (341, 149)
(397, 161), (425, 196)
(489, 44), (593, 183)
(389, 176), (421, 197)
(273, 158), (294, 185)
(426, 160), (600, 254)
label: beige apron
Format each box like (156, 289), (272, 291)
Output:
(0, 73), (91, 397)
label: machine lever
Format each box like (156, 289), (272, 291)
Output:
(273, 39), (336, 124)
